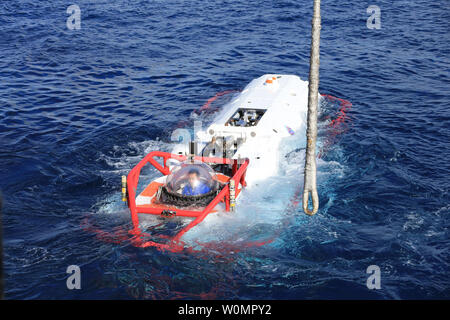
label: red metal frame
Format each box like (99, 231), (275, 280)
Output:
(126, 151), (249, 251)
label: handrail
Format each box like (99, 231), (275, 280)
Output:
(125, 151), (249, 251)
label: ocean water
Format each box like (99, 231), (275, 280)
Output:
(1, 0), (449, 299)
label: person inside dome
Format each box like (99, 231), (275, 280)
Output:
(182, 168), (211, 196)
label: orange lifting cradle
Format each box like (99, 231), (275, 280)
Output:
(123, 151), (249, 251)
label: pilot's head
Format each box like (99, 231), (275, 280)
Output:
(187, 168), (200, 187)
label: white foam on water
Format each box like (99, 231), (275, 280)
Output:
(95, 139), (173, 218)
(181, 129), (345, 246)
(95, 97), (346, 248)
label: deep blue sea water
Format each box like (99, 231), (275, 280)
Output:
(1, 0), (449, 299)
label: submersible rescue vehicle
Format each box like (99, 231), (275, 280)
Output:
(122, 74), (316, 249)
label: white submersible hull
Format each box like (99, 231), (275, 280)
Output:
(123, 74), (317, 249)
(173, 74), (316, 185)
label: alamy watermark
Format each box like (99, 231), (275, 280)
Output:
(366, 265), (381, 290)
(66, 265), (81, 290)
(367, 5), (381, 29)
(66, 4), (81, 30)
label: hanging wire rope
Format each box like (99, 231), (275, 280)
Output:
(303, 0), (321, 215)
